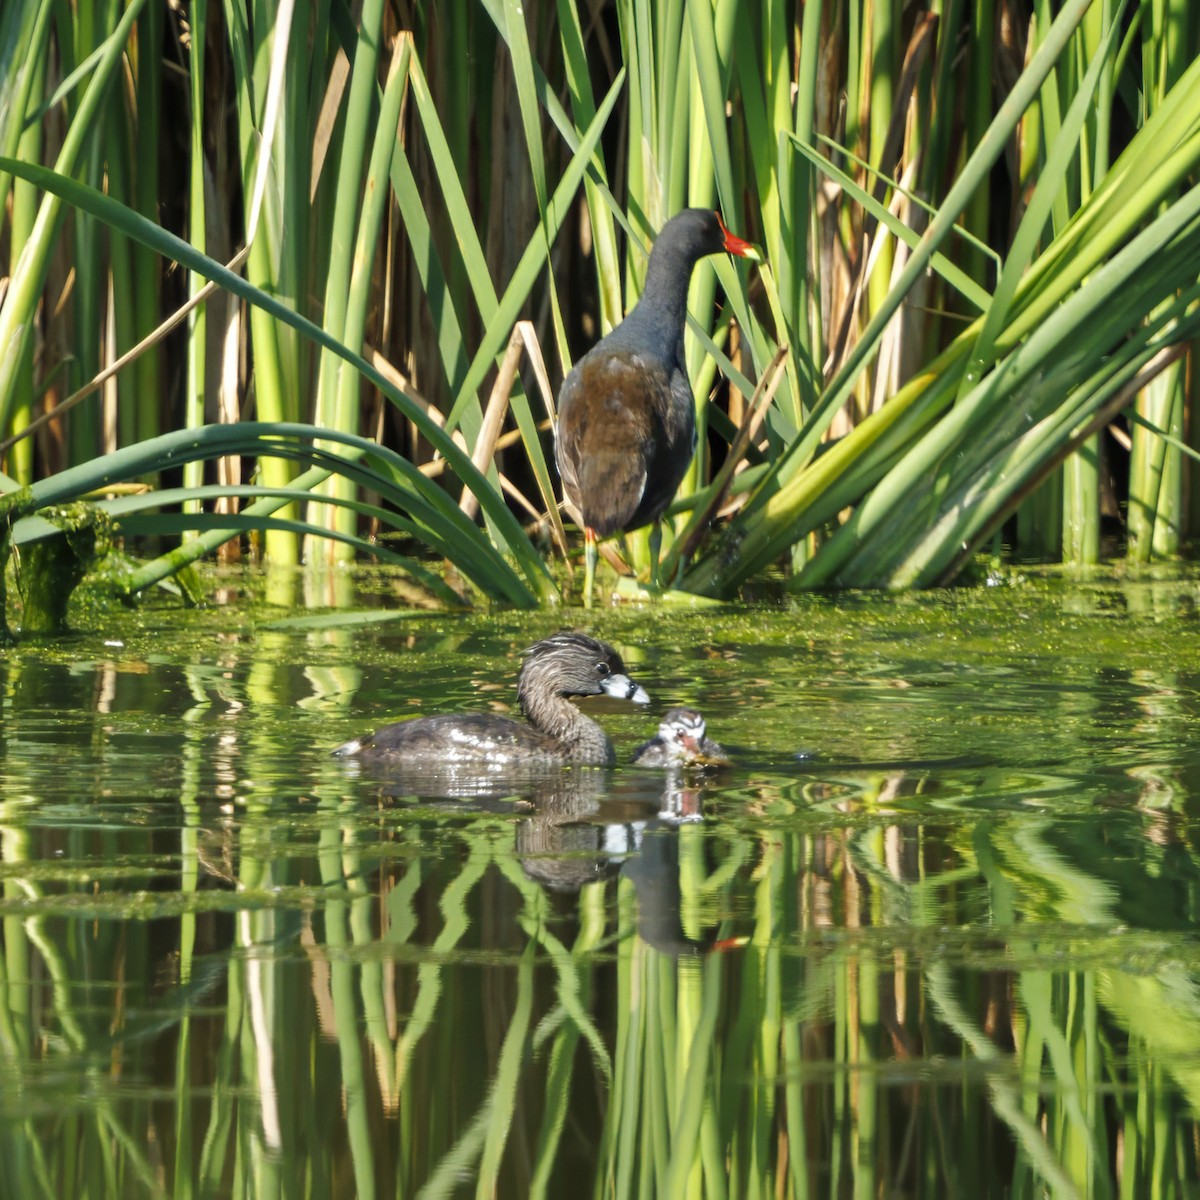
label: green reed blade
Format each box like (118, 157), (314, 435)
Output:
(0, 0), (52, 219)
(550, 0), (623, 329)
(685, 14), (1200, 598)
(502, 0), (570, 370)
(822, 209), (1200, 588)
(316, 31), (412, 558)
(388, 133), (471, 396)
(219, 0), (302, 563)
(477, 938), (536, 1195)
(307, 0), (389, 562)
(830, 256), (1200, 585)
(815, 132), (1004, 275)
(444, 68), (626, 432)
(958, 1), (1127, 400)
(113, 512), (458, 600)
(0, 156), (556, 603)
(438, 70), (626, 540)
(708, 0), (1095, 542)
(789, 136), (991, 312)
(312, 0), (386, 430)
(0, 0), (151, 438)
(183, 0), (208, 513)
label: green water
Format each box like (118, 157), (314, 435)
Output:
(4, 567), (1200, 1198)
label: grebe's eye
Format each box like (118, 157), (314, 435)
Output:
(595, 661), (611, 677)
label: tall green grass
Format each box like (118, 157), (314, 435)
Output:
(0, 1), (1198, 616)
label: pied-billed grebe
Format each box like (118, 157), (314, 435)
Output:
(554, 208), (759, 603)
(631, 707), (730, 769)
(332, 632), (649, 767)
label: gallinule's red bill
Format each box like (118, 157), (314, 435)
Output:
(554, 208), (760, 605)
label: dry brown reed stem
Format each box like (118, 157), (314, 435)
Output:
(0, 246), (252, 461)
(673, 346), (789, 566)
(457, 321), (568, 557)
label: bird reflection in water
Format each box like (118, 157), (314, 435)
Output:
(518, 771), (723, 957)
(356, 752), (728, 959)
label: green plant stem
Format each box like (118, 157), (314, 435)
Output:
(183, 0), (207, 519)
(308, 0), (386, 562)
(0, 0), (150, 438)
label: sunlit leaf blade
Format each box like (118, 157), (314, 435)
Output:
(0, 156), (556, 606)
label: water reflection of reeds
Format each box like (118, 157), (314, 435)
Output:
(5, 596), (1200, 1196)
(6, 784), (1200, 1197)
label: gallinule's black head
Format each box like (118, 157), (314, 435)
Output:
(631, 706), (730, 769)
(555, 208), (759, 605)
(628, 210), (757, 343)
(331, 632), (649, 768)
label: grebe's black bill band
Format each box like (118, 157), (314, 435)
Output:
(601, 674), (650, 704)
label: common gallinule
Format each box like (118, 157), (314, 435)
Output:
(631, 706), (730, 768)
(331, 632), (649, 767)
(555, 208), (759, 604)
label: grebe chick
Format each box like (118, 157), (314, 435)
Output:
(630, 707), (729, 769)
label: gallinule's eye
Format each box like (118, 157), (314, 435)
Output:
(595, 662), (611, 677)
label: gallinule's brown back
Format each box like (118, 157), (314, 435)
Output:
(555, 208), (759, 604)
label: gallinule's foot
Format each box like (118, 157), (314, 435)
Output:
(631, 706), (730, 769)
(331, 633), (649, 767)
(555, 208), (759, 605)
